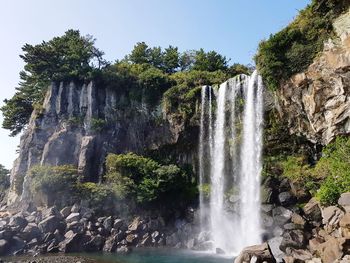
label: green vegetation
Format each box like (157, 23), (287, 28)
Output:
(106, 152), (197, 206)
(0, 164), (10, 190)
(279, 137), (350, 205)
(1, 30), (105, 136)
(29, 165), (78, 207)
(1, 32), (250, 136)
(90, 118), (107, 132)
(27, 152), (196, 212)
(255, 0), (350, 90)
(77, 182), (116, 212)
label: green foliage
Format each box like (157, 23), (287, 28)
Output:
(1, 29), (105, 136)
(315, 137), (350, 205)
(278, 136), (350, 206)
(2, 32), (249, 136)
(0, 164), (10, 190)
(138, 67), (172, 104)
(281, 156), (318, 194)
(193, 49), (229, 72)
(29, 165), (78, 195)
(77, 182), (116, 212)
(163, 70), (228, 122)
(255, 0), (350, 90)
(163, 46), (180, 73)
(90, 118), (107, 132)
(106, 153), (195, 205)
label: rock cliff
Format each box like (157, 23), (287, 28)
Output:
(279, 9), (350, 145)
(8, 81), (197, 204)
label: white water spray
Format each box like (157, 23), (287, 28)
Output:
(198, 71), (264, 255)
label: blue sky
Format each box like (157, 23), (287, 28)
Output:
(0, 0), (310, 169)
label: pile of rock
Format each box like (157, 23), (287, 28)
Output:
(0, 204), (192, 256)
(235, 193), (350, 263)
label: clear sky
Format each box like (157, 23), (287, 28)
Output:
(0, 0), (310, 169)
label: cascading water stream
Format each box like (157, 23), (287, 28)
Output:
(239, 71), (263, 248)
(198, 71), (264, 255)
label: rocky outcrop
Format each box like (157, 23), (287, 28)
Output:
(8, 82), (197, 204)
(279, 8), (350, 145)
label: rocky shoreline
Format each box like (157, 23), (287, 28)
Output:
(2, 192), (350, 263)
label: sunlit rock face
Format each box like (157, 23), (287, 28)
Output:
(279, 9), (350, 145)
(8, 81), (195, 204)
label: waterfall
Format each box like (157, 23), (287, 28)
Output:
(198, 71), (264, 255)
(209, 82), (228, 251)
(239, 71), (263, 248)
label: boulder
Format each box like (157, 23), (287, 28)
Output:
(128, 217), (142, 232)
(314, 237), (350, 263)
(66, 213), (80, 223)
(21, 223), (41, 241)
(285, 248), (312, 261)
(141, 236), (152, 247)
(83, 234), (105, 251)
(303, 198), (322, 224)
(126, 234), (138, 245)
(278, 192), (296, 206)
(234, 243), (275, 263)
(38, 215), (63, 233)
(268, 237), (284, 262)
(322, 206), (344, 227)
(113, 219), (124, 230)
(338, 193), (350, 212)
(291, 213), (306, 227)
(340, 213), (350, 238)
(71, 203), (80, 213)
(58, 230), (84, 253)
(103, 216), (113, 232)
(280, 230), (306, 251)
(103, 235), (117, 252)
(272, 206), (293, 225)
(9, 215), (27, 230)
(262, 214), (274, 228)
(0, 239), (9, 256)
(60, 206), (71, 218)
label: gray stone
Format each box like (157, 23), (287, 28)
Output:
(268, 237), (284, 262)
(60, 206), (71, 218)
(0, 239), (9, 255)
(278, 192), (296, 206)
(234, 243), (275, 263)
(280, 230), (306, 252)
(103, 235), (117, 252)
(66, 213), (80, 223)
(9, 215), (27, 229)
(113, 219), (124, 230)
(272, 206), (293, 225)
(303, 198), (322, 224)
(338, 193), (350, 212)
(322, 206), (344, 227)
(103, 216), (113, 232)
(38, 215), (63, 233)
(261, 213), (274, 228)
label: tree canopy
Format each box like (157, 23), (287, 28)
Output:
(1, 30), (250, 136)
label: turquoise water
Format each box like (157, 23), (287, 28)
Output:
(79, 248), (234, 263)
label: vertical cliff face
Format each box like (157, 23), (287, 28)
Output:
(8, 81), (195, 204)
(278, 9), (350, 145)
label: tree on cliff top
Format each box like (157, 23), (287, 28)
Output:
(1, 29), (106, 136)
